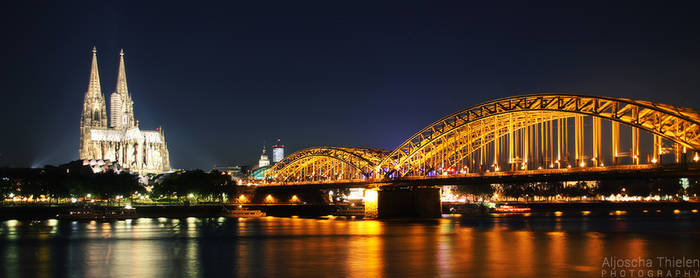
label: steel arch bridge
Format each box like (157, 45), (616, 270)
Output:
(378, 93), (700, 177)
(265, 147), (389, 182)
(266, 93), (700, 183)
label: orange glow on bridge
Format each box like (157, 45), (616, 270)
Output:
(264, 94), (700, 185)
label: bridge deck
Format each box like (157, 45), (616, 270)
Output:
(259, 164), (700, 189)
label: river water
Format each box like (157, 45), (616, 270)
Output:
(1, 213), (700, 277)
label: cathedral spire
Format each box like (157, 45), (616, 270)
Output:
(116, 49), (128, 96)
(81, 46), (107, 127)
(87, 46), (101, 96)
(81, 46), (108, 160)
(113, 49), (135, 128)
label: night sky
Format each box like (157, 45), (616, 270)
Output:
(2, 1), (700, 169)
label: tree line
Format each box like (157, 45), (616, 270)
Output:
(151, 169), (238, 202)
(0, 161), (239, 204)
(0, 163), (141, 202)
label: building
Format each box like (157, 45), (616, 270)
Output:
(272, 139), (284, 163)
(250, 165), (271, 180)
(79, 47), (170, 175)
(272, 138), (285, 163)
(258, 147), (270, 168)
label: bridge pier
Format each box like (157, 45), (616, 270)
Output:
(364, 187), (442, 219)
(252, 187), (329, 204)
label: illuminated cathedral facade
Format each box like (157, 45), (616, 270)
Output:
(79, 47), (170, 174)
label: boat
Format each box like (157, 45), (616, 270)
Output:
(58, 207), (136, 220)
(493, 205), (531, 213)
(226, 210), (266, 217)
(220, 206), (266, 217)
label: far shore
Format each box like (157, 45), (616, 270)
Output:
(0, 201), (699, 220)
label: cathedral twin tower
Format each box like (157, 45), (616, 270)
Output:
(79, 47), (170, 174)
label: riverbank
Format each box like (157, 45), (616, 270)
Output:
(445, 201), (700, 216)
(1, 201), (699, 219)
(507, 201), (700, 212)
(0, 204), (339, 220)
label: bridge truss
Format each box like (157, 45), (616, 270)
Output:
(266, 94), (700, 183)
(265, 147), (389, 182)
(378, 94), (700, 177)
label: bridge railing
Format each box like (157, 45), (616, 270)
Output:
(258, 164), (681, 186)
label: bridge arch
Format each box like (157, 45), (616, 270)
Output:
(378, 93), (700, 177)
(266, 147), (389, 182)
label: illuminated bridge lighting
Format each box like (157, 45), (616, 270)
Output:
(264, 94), (700, 185)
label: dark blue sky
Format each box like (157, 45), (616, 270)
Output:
(1, 1), (700, 169)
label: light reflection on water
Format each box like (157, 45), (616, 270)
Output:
(0, 214), (699, 278)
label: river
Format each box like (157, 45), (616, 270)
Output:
(1, 213), (700, 277)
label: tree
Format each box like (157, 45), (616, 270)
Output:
(625, 179), (651, 197)
(652, 178), (681, 197)
(500, 183), (525, 201)
(687, 177), (700, 198)
(596, 179), (624, 197)
(152, 169), (235, 202)
(456, 183), (494, 201)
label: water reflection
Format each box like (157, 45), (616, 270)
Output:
(346, 221), (383, 277)
(1, 214), (699, 277)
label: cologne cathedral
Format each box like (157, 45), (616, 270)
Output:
(79, 47), (170, 174)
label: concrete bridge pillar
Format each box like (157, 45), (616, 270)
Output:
(363, 189), (379, 219)
(364, 187), (441, 219)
